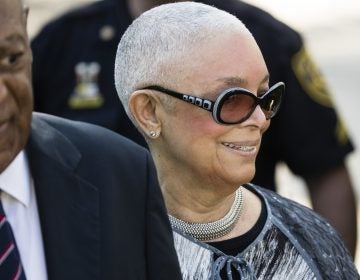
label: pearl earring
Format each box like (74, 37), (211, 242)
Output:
(149, 131), (159, 138)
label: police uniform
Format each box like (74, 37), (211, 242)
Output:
(31, 0), (147, 146)
(31, 0), (354, 191)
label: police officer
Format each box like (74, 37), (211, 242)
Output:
(31, 0), (357, 257)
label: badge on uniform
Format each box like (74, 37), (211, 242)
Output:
(292, 47), (349, 145)
(68, 62), (104, 109)
(291, 47), (334, 108)
(99, 25), (115, 41)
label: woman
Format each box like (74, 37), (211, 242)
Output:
(114, 2), (358, 279)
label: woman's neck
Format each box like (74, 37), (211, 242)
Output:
(161, 179), (239, 224)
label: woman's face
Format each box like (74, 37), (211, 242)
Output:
(157, 31), (270, 189)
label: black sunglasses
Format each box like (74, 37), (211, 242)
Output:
(141, 82), (285, 125)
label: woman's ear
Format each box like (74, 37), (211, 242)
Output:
(129, 90), (161, 137)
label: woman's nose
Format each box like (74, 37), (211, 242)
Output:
(249, 104), (268, 128)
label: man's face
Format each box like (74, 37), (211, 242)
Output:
(0, 0), (33, 172)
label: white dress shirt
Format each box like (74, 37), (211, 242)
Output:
(0, 151), (48, 280)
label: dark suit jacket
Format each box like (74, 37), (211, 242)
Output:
(25, 112), (181, 280)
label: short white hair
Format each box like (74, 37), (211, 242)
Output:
(114, 1), (251, 120)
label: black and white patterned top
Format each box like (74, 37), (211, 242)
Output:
(172, 184), (359, 280)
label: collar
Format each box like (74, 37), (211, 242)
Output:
(0, 150), (31, 207)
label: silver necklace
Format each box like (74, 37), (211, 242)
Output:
(168, 187), (244, 241)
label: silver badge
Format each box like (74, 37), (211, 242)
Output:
(68, 62), (104, 109)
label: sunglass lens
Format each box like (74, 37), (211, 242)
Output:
(260, 84), (283, 119)
(220, 92), (255, 124)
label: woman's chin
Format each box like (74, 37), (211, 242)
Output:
(226, 167), (255, 187)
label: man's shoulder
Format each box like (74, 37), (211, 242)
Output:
(32, 0), (116, 40)
(228, 0), (298, 34)
(211, 0), (301, 49)
(48, 0), (115, 25)
(30, 112), (144, 154)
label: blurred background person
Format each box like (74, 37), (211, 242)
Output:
(30, 0), (357, 257)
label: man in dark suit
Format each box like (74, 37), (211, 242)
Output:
(0, 0), (181, 279)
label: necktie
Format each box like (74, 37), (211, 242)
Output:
(0, 195), (26, 280)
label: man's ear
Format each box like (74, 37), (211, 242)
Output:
(129, 91), (162, 136)
(22, 4), (29, 27)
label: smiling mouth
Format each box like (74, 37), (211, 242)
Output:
(222, 142), (257, 152)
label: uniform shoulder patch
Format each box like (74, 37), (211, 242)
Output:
(292, 47), (334, 108)
(292, 47), (350, 145)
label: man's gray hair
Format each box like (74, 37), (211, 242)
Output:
(114, 2), (250, 118)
